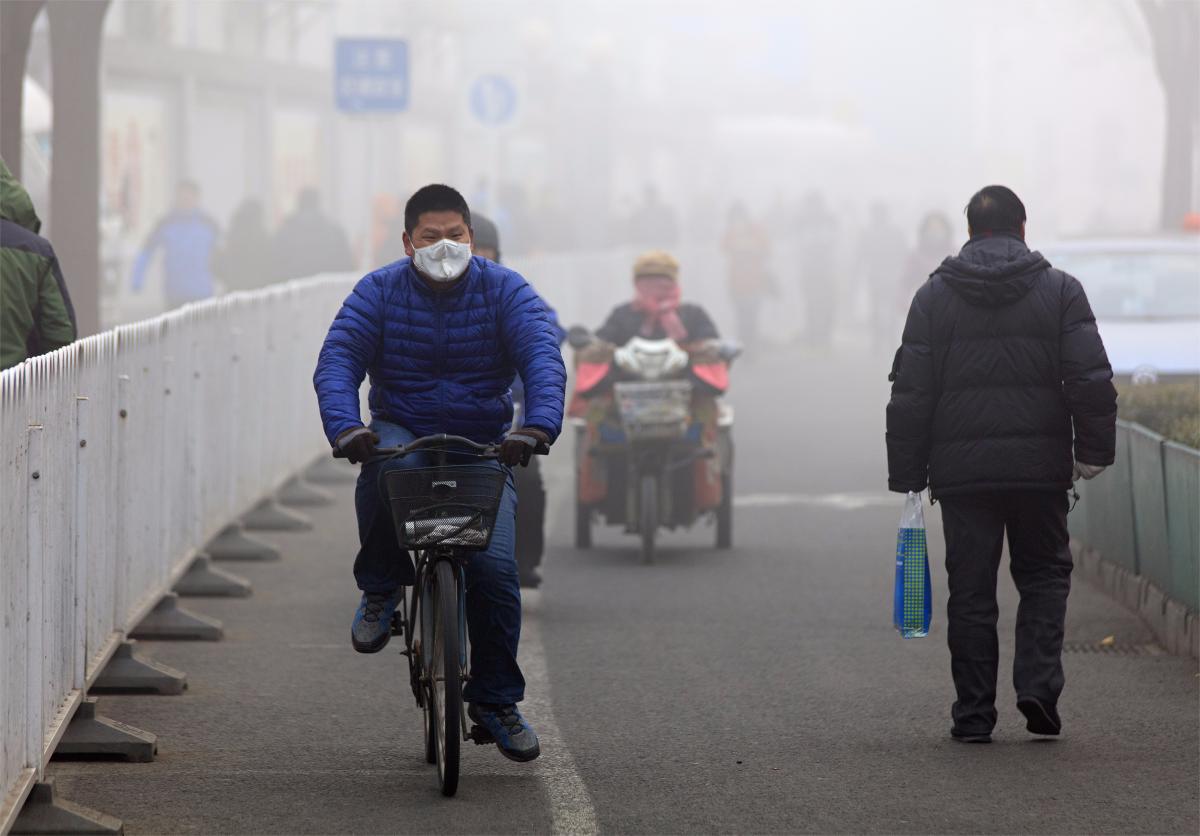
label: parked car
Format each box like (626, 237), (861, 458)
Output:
(1041, 237), (1200, 383)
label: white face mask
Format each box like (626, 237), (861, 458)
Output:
(412, 238), (472, 282)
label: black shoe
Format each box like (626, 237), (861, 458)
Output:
(951, 728), (992, 744)
(519, 569), (542, 589)
(1017, 697), (1062, 736)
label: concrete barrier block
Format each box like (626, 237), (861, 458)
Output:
(241, 498), (312, 532)
(11, 778), (122, 835)
(306, 455), (359, 484)
(1098, 560), (1118, 596)
(276, 476), (335, 508)
(90, 641), (186, 695)
(1138, 583), (1169, 640)
(173, 554), (252, 597)
(206, 523), (281, 562)
(1163, 600), (1194, 657)
(53, 699), (157, 762)
(1115, 568), (1146, 613)
(130, 593), (222, 641)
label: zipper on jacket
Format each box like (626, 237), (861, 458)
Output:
(434, 291), (447, 426)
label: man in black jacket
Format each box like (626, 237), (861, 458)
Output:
(886, 185), (1117, 743)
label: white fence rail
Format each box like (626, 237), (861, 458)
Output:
(0, 274), (354, 833)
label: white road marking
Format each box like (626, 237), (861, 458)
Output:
(521, 593), (599, 835)
(520, 461), (600, 834)
(734, 491), (898, 511)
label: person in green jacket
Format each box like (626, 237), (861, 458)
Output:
(0, 158), (76, 370)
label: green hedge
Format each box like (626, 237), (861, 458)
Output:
(1117, 383), (1200, 449)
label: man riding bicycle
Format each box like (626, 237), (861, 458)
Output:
(313, 184), (566, 762)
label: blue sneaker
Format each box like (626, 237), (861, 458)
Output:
(468, 703), (541, 762)
(351, 590), (399, 653)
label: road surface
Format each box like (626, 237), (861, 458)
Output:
(48, 345), (1199, 834)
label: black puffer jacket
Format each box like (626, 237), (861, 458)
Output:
(886, 234), (1117, 498)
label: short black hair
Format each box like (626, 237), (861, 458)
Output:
(965, 185), (1026, 234)
(405, 184), (471, 234)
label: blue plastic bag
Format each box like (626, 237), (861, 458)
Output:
(894, 491), (932, 638)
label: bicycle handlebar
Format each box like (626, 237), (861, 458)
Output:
(332, 432), (549, 461)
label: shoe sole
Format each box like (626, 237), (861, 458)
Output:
(951, 733), (992, 744)
(351, 630), (390, 654)
(497, 742), (540, 763)
(1017, 698), (1061, 736)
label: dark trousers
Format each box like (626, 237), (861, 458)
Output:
(939, 491), (1073, 734)
(513, 456), (545, 582)
(352, 420), (525, 705)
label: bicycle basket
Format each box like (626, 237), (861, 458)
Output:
(613, 381), (692, 440)
(384, 465), (508, 550)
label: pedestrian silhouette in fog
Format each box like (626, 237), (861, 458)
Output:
(899, 211), (954, 313)
(271, 187), (355, 281)
(722, 202), (772, 351)
(213, 198), (271, 292)
(131, 180), (219, 310)
(627, 184), (679, 247)
(795, 191), (839, 350)
(886, 185), (1117, 743)
(856, 202), (908, 350)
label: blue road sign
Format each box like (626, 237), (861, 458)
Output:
(336, 39), (409, 113)
(469, 75), (518, 125)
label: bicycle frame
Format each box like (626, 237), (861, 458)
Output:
(398, 546), (470, 738)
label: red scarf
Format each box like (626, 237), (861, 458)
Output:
(632, 276), (687, 341)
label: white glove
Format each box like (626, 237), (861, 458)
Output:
(1072, 461), (1106, 481)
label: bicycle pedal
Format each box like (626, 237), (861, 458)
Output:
(389, 620), (404, 637)
(469, 725), (495, 745)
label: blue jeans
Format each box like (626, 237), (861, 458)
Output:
(353, 420), (525, 705)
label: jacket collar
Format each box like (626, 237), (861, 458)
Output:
(404, 255), (481, 298)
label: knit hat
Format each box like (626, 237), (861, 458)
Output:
(633, 250), (679, 282)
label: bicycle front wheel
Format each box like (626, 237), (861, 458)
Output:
(427, 559), (462, 797)
(640, 474), (657, 565)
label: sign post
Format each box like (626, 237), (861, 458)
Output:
(469, 75), (518, 217)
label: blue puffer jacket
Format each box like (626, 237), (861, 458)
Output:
(314, 256), (566, 446)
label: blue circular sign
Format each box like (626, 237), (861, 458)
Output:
(470, 75), (518, 126)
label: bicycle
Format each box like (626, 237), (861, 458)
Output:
(336, 433), (541, 797)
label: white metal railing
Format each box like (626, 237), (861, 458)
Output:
(0, 274), (354, 834)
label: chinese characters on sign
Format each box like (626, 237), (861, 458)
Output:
(335, 39), (409, 113)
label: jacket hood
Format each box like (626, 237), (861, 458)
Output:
(937, 235), (1049, 307)
(0, 158), (41, 233)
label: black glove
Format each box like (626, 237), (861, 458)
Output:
(335, 427), (380, 464)
(499, 428), (549, 467)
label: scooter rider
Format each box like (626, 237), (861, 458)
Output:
(471, 213), (566, 588)
(590, 250), (721, 352)
(313, 184), (566, 763)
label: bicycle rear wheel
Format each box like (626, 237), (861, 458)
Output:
(426, 559), (462, 797)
